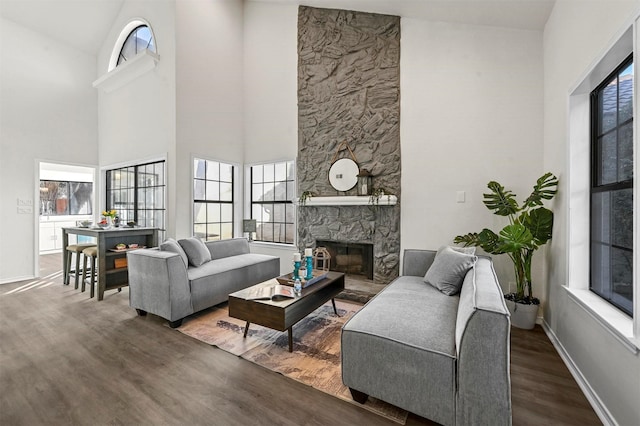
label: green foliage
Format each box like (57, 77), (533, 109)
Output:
(455, 173), (558, 303)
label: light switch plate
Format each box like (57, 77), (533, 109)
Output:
(456, 191), (466, 203)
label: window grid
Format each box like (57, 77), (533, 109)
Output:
(590, 54), (634, 316)
(193, 159), (234, 241)
(106, 160), (166, 241)
(250, 161), (295, 244)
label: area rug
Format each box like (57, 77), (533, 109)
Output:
(176, 300), (408, 424)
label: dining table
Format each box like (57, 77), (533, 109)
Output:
(62, 226), (159, 301)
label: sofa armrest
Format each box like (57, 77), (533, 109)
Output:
(402, 249), (437, 277)
(127, 249), (194, 322)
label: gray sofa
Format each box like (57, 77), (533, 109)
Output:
(341, 249), (511, 426)
(127, 238), (280, 328)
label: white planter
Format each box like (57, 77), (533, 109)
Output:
(505, 299), (539, 330)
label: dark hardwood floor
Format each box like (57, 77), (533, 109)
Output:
(0, 254), (601, 425)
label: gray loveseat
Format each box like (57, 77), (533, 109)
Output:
(127, 238), (280, 328)
(341, 248), (511, 426)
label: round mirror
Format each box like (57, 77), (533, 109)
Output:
(328, 158), (359, 191)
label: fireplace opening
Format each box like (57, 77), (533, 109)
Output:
(315, 240), (373, 280)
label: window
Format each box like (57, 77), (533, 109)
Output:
(250, 161), (296, 244)
(193, 159), (234, 241)
(39, 180), (93, 216)
(106, 160), (165, 240)
(590, 54), (634, 316)
(117, 25), (156, 66)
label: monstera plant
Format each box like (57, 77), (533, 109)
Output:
(454, 173), (558, 313)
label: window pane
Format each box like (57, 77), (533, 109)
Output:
(598, 132), (617, 185)
(275, 162), (287, 181)
(287, 161), (295, 180)
(220, 163), (233, 182)
(618, 122), (633, 182)
(194, 202), (207, 223)
(252, 184), (263, 202)
(207, 203), (220, 222)
(591, 192), (610, 244)
(591, 242), (610, 296)
(263, 182), (275, 201)
(194, 159), (206, 179)
(618, 63), (633, 123)
(221, 204), (233, 222)
(194, 224), (207, 240)
(206, 182), (220, 201)
(207, 223), (221, 240)
(599, 79), (617, 134)
(611, 188), (633, 249)
(274, 181), (287, 201)
(206, 160), (219, 181)
(252, 204), (263, 222)
(611, 247), (633, 311)
(273, 204), (285, 222)
(287, 181), (295, 201)
(220, 182), (232, 202)
(221, 223), (233, 240)
(264, 164), (275, 182)
(194, 180), (205, 200)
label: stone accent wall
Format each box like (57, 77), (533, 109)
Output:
(297, 6), (401, 284)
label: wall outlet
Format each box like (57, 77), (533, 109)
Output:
(17, 206), (33, 214)
(17, 198), (33, 206)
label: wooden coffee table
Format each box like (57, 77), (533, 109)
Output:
(228, 271), (345, 352)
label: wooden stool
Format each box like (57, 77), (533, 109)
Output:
(81, 246), (98, 298)
(64, 244), (96, 288)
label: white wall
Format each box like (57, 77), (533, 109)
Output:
(0, 18), (98, 282)
(400, 19), (545, 296)
(543, 1), (640, 424)
(175, 0), (245, 239)
(243, 2), (298, 164)
(96, 0), (177, 234)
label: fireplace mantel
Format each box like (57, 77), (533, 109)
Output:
(299, 195), (397, 207)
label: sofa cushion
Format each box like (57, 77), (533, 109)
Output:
(205, 238), (250, 260)
(424, 246), (477, 295)
(160, 238), (188, 267)
(179, 237), (212, 267)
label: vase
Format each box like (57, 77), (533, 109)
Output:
(505, 299), (539, 330)
(104, 216), (113, 229)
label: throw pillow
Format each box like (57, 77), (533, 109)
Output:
(424, 246), (477, 296)
(160, 238), (189, 267)
(437, 245), (476, 256)
(178, 237), (212, 267)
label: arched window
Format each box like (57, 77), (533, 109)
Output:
(117, 25), (156, 66)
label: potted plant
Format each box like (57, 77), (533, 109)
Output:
(454, 172), (558, 329)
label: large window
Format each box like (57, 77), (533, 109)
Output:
(590, 55), (634, 316)
(250, 161), (296, 244)
(106, 160), (165, 240)
(193, 158), (234, 241)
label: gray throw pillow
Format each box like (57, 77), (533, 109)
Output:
(160, 238), (189, 267)
(437, 245), (476, 256)
(178, 237), (212, 267)
(424, 246), (477, 295)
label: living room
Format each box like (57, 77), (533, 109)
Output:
(1, 0), (638, 425)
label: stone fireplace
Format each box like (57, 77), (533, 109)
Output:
(296, 7), (401, 285)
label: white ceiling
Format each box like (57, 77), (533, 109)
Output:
(0, 0), (555, 55)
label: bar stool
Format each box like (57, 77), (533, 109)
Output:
(81, 246), (98, 298)
(64, 243), (96, 288)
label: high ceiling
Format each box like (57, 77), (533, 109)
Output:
(0, 0), (555, 55)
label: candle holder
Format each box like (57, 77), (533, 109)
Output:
(305, 255), (313, 280)
(293, 260), (301, 281)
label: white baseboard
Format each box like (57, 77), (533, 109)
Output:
(0, 275), (35, 285)
(541, 320), (617, 426)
